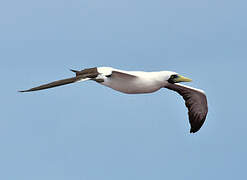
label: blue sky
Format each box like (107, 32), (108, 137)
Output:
(1, 0), (247, 179)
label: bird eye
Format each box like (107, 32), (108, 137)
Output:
(172, 75), (178, 79)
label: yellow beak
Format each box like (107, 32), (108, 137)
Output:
(175, 75), (192, 83)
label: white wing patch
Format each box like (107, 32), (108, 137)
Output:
(77, 78), (91, 82)
(97, 66), (142, 77)
(97, 67), (113, 76)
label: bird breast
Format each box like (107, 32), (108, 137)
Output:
(101, 75), (164, 94)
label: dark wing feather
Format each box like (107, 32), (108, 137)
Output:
(165, 83), (208, 133)
(111, 71), (138, 80)
(19, 67), (99, 92)
(19, 76), (83, 92)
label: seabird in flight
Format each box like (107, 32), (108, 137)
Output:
(20, 67), (208, 133)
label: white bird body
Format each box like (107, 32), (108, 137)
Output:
(20, 66), (208, 133)
(98, 67), (175, 94)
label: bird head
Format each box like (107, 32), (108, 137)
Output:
(162, 71), (192, 84)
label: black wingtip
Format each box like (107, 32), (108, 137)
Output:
(190, 121), (205, 133)
(190, 129), (197, 133)
(18, 90), (29, 93)
(190, 125), (201, 133)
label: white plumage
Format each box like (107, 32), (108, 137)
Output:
(98, 67), (177, 94)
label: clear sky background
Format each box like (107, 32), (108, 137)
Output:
(1, 0), (247, 179)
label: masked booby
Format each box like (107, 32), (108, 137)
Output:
(20, 67), (208, 133)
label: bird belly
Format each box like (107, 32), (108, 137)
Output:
(101, 78), (162, 94)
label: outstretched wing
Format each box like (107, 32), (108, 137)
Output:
(165, 83), (208, 133)
(19, 67), (99, 92)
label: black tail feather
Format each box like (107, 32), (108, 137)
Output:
(70, 69), (80, 75)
